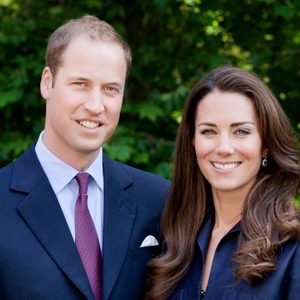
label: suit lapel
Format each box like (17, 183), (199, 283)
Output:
(102, 155), (136, 300)
(11, 145), (94, 300)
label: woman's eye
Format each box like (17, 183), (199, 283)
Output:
(235, 129), (250, 135)
(201, 129), (216, 135)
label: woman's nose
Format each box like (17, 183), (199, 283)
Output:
(215, 134), (235, 155)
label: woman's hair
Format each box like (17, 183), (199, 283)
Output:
(146, 66), (300, 299)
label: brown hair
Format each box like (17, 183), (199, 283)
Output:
(46, 15), (132, 81)
(146, 66), (300, 299)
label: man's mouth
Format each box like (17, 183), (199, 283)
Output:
(78, 120), (101, 129)
(212, 162), (241, 170)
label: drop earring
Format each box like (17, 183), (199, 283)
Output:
(262, 155), (268, 167)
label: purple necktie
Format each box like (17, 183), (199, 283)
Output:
(75, 172), (102, 300)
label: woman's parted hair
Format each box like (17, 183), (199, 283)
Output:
(46, 15), (132, 81)
(146, 66), (300, 299)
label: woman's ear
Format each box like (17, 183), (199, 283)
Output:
(262, 148), (269, 157)
(40, 67), (53, 100)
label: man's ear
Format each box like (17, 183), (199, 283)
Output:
(40, 67), (53, 100)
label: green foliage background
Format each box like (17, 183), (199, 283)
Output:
(0, 0), (299, 202)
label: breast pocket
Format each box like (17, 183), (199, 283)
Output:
(129, 245), (162, 261)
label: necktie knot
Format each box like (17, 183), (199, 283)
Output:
(75, 172), (90, 195)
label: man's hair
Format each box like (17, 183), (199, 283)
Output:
(46, 15), (132, 80)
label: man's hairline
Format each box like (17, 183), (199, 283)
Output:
(49, 35), (129, 85)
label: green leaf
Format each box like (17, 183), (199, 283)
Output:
(0, 90), (22, 108)
(274, 5), (295, 20)
(104, 144), (133, 162)
(136, 103), (164, 122)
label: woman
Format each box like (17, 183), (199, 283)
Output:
(146, 67), (300, 300)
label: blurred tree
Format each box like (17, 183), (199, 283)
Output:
(0, 0), (299, 187)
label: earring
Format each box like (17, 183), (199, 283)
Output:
(262, 155), (268, 167)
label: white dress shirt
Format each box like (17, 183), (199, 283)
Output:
(35, 132), (104, 249)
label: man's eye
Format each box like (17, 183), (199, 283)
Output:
(73, 82), (86, 87)
(106, 86), (119, 93)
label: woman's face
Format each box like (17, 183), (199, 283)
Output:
(194, 90), (266, 196)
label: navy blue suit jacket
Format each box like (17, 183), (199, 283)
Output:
(0, 144), (169, 300)
(170, 212), (300, 300)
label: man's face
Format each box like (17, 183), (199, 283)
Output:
(40, 36), (127, 170)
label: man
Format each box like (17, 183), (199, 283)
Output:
(0, 15), (169, 300)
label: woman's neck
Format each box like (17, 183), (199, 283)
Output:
(212, 189), (245, 232)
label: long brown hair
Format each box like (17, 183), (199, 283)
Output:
(146, 67), (300, 299)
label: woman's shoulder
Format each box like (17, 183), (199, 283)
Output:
(276, 237), (300, 266)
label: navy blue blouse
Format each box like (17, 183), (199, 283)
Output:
(169, 213), (300, 300)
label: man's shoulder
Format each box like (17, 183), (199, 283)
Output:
(0, 143), (39, 185)
(0, 160), (14, 180)
(103, 154), (170, 189)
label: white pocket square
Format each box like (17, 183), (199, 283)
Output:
(140, 235), (159, 247)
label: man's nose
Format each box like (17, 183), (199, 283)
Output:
(84, 89), (104, 114)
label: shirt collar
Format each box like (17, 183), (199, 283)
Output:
(85, 150), (104, 191)
(197, 210), (241, 253)
(35, 131), (104, 193)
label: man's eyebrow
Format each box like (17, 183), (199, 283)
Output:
(104, 82), (123, 86)
(67, 75), (89, 81)
(67, 77), (124, 87)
